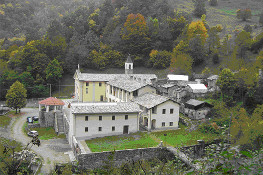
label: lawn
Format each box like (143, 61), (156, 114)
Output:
(85, 123), (220, 152)
(86, 132), (159, 152)
(0, 110), (24, 127)
(24, 126), (66, 140)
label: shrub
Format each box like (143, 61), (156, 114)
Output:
(243, 24), (252, 33)
(236, 9), (252, 21)
(209, 0), (218, 6)
(199, 123), (220, 134)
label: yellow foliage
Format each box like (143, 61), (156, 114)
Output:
(7, 3), (13, 8)
(88, 19), (96, 28)
(149, 49), (158, 58)
(187, 20), (208, 44)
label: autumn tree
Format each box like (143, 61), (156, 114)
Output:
(187, 20), (208, 44)
(236, 9), (252, 21)
(120, 13), (150, 56)
(45, 59), (63, 85)
(5, 81), (27, 113)
(192, 0), (206, 18)
(170, 53), (193, 75)
(216, 68), (237, 106)
(149, 50), (172, 69)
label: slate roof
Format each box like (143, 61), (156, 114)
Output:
(107, 78), (151, 92)
(193, 74), (209, 79)
(39, 97), (65, 106)
(133, 93), (176, 109)
(71, 102), (141, 114)
(167, 74), (189, 81)
(177, 81), (198, 87)
(207, 75), (219, 80)
(185, 99), (213, 109)
(161, 84), (176, 88)
(187, 84), (208, 93)
(126, 55), (133, 63)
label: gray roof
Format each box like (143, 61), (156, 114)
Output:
(207, 75), (219, 80)
(71, 102), (141, 114)
(107, 78), (150, 92)
(126, 55), (133, 63)
(161, 84), (176, 88)
(185, 99), (205, 106)
(177, 81), (197, 87)
(76, 71), (156, 82)
(133, 93), (175, 109)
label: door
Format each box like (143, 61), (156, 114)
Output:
(123, 125), (129, 134)
(151, 119), (156, 129)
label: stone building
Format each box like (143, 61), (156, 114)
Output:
(184, 99), (213, 120)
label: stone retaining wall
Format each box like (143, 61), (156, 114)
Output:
(27, 123), (40, 128)
(77, 147), (174, 170)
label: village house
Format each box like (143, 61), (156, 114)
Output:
(183, 99), (213, 120)
(207, 75), (219, 91)
(74, 56), (156, 102)
(186, 84), (208, 99)
(132, 93), (180, 131)
(63, 101), (141, 147)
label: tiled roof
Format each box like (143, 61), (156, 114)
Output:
(133, 93), (175, 109)
(39, 97), (65, 106)
(107, 78), (150, 92)
(71, 102), (141, 114)
(77, 73), (156, 82)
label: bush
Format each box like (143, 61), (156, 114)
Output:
(199, 123), (220, 134)
(209, 0), (218, 6)
(243, 24), (252, 33)
(236, 9), (252, 21)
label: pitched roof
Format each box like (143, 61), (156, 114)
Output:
(207, 75), (219, 80)
(39, 97), (65, 106)
(193, 74), (209, 79)
(187, 84), (207, 93)
(71, 102), (141, 114)
(177, 81), (198, 87)
(185, 99), (205, 106)
(161, 84), (176, 88)
(167, 74), (189, 81)
(107, 78), (151, 92)
(133, 93), (176, 109)
(185, 99), (213, 109)
(126, 55), (133, 63)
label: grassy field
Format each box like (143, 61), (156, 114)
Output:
(0, 111), (24, 127)
(85, 123), (220, 152)
(24, 125), (66, 140)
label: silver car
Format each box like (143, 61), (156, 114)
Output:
(27, 130), (39, 137)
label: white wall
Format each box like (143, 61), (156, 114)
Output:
(74, 113), (139, 140)
(151, 100), (180, 129)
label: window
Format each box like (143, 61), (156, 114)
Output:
(133, 90), (138, 97)
(99, 82), (102, 86)
(100, 95), (103, 101)
(86, 82), (89, 86)
(86, 88), (88, 94)
(152, 107), (157, 114)
(85, 116), (88, 121)
(99, 116), (102, 121)
(170, 109), (174, 114)
(162, 109), (166, 114)
(125, 115), (128, 120)
(162, 122), (165, 127)
(170, 122), (173, 126)
(112, 116), (115, 120)
(112, 126), (115, 131)
(98, 127), (102, 131)
(85, 127), (88, 132)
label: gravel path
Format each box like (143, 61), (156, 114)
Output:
(10, 108), (71, 174)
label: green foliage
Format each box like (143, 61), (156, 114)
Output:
(5, 81), (27, 113)
(236, 9), (252, 21)
(209, 0), (218, 6)
(149, 50), (172, 69)
(192, 0), (206, 18)
(199, 123), (220, 134)
(235, 31), (252, 59)
(45, 59), (63, 84)
(260, 11), (263, 25)
(188, 35), (207, 64)
(0, 114), (12, 127)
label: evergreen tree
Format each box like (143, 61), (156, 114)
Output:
(5, 81), (27, 113)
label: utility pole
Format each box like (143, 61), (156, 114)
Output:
(49, 84), (51, 97)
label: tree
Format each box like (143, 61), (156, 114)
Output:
(5, 81), (27, 113)
(187, 20), (208, 45)
(149, 50), (172, 69)
(209, 0), (218, 6)
(235, 31), (252, 59)
(45, 59), (63, 85)
(192, 0), (206, 18)
(188, 35), (207, 64)
(236, 9), (252, 21)
(170, 53), (193, 75)
(216, 68), (237, 106)
(207, 25), (222, 54)
(259, 11), (263, 25)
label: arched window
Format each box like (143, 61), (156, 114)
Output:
(129, 64), (131, 69)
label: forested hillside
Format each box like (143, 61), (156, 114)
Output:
(0, 0), (263, 99)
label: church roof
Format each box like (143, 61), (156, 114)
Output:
(71, 102), (141, 114)
(133, 93), (178, 109)
(126, 55), (133, 63)
(107, 78), (152, 92)
(39, 97), (65, 106)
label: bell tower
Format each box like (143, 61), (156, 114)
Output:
(125, 54), (133, 74)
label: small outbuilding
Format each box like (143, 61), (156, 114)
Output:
(184, 99), (213, 120)
(186, 84), (208, 98)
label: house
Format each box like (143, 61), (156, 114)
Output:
(106, 78), (156, 102)
(184, 99), (213, 120)
(186, 84), (208, 98)
(63, 101), (141, 147)
(207, 75), (219, 91)
(132, 93), (180, 131)
(74, 56), (157, 102)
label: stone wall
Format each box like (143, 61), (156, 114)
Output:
(39, 111), (55, 127)
(27, 123), (40, 128)
(77, 147), (174, 170)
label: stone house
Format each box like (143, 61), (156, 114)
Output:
(63, 101), (141, 147)
(132, 93), (180, 131)
(186, 84), (208, 99)
(106, 78), (156, 102)
(184, 99), (213, 120)
(207, 75), (219, 91)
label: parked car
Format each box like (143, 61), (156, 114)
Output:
(27, 130), (39, 137)
(27, 117), (33, 123)
(32, 116), (39, 121)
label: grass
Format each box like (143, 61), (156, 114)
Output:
(86, 132), (159, 152)
(0, 115), (12, 127)
(85, 123), (220, 152)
